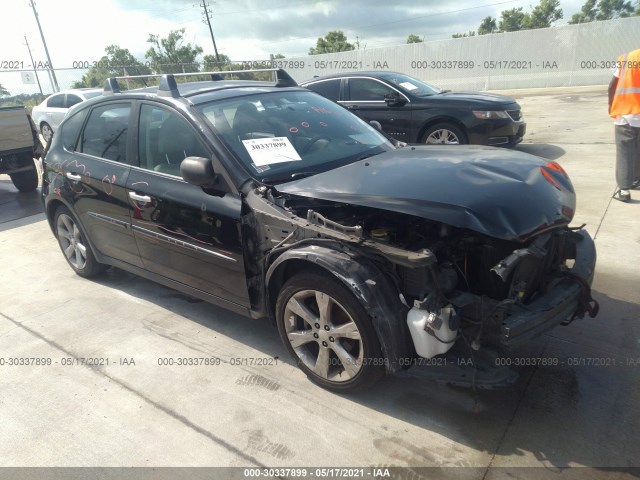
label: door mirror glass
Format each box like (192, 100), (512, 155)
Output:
(384, 92), (406, 107)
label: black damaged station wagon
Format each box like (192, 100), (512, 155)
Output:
(42, 69), (598, 391)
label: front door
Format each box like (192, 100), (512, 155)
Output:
(342, 77), (412, 142)
(127, 103), (250, 307)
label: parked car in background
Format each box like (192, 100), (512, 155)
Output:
(31, 88), (102, 143)
(0, 106), (43, 191)
(42, 70), (596, 392)
(301, 71), (526, 147)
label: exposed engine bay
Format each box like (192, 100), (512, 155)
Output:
(261, 193), (598, 364)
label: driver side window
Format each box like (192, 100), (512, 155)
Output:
(348, 78), (394, 102)
(138, 105), (209, 176)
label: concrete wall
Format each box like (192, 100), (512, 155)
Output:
(281, 16), (640, 90)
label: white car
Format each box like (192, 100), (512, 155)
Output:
(31, 88), (102, 142)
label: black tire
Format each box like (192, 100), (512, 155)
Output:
(41, 122), (53, 144)
(9, 162), (38, 192)
(275, 271), (385, 392)
(421, 122), (467, 145)
(53, 206), (107, 277)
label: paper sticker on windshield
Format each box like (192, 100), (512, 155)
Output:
(242, 137), (302, 167)
(399, 81), (418, 91)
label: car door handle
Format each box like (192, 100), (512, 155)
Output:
(65, 172), (81, 181)
(347, 105), (359, 111)
(129, 192), (151, 204)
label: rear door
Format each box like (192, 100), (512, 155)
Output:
(63, 101), (143, 267)
(342, 77), (412, 141)
(127, 102), (250, 308)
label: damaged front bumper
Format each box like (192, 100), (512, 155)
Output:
(500, 229), (597, 348)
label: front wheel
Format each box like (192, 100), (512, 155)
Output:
(421, 122), (467, 145)
(275, 271), (385, 391)
(54, 206), (107, 277)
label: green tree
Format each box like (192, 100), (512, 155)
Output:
(270, 53), (286, 59)
(569, 0), (635, 23)
(595, 0), (634, 19)
(478, 16), (497, 34)
(452, 31), (476, 38)
(525, 0), (563, 28)
(406, 34), (423, 43)
(146, 28), (203, 73)
(308, 31), (354, 55)
(499, 7), (527, 31)
(72, 45), (151, 88)
(569, 0), (598, 23)
(0, 84), (9, 96)
(203, 53), (231, 71)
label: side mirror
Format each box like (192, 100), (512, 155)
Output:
(384, 92), (406, 107)
(181, 156), (214, 186)
(181, 156), (230, 194)
(369, 120), (382, 131)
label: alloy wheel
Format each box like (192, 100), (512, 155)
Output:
(425, 128), (460, 144)
(56, 213), (87, 270)
(283, 289), (364, 382)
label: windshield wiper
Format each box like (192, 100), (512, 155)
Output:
(356, 151), (380, 161)
(262, 171), (317, 184)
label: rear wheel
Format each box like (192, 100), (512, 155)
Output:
(421, 122), (467, 145)
(276, 271), (385, 391)
(54, 206), (107, 277)
(41, 122), (53, 144)
(9, 160), (38, 192)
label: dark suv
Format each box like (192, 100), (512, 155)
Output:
(41, 69), (597, 392)
(301, 71), (526, 147)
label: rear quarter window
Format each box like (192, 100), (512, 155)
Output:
(305, 79), (341, 101)
(47, 94), (65, 108)
(59, 109), (89, 151)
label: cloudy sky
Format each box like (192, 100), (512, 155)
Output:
(1, 0), (587, 94)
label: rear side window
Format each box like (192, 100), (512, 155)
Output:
(306, 79), (341, 101)
(47, 94), (64, 108)
(79, 103), (131, 163)
(59, 109), (88, 151)
(66, 94), (83, 108)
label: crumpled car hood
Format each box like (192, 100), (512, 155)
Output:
(277, 145), (576, 242)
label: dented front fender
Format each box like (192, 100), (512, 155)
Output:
(266, 244), (413, 373)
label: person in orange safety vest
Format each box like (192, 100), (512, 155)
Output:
(609, 48), (640, 202)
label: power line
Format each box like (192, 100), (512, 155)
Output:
(199, 1), (221, 65)
(28, 0), (59, 92)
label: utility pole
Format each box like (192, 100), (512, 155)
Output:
(29, 0), (59, 92)
(199, 2), (221, 68)
(23, 35), (43, 95)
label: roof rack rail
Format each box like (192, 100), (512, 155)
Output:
(102, 68), (297, 98)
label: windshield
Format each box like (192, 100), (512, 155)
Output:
(383, 73), (441, 96)
(196, 90), (394, 183)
